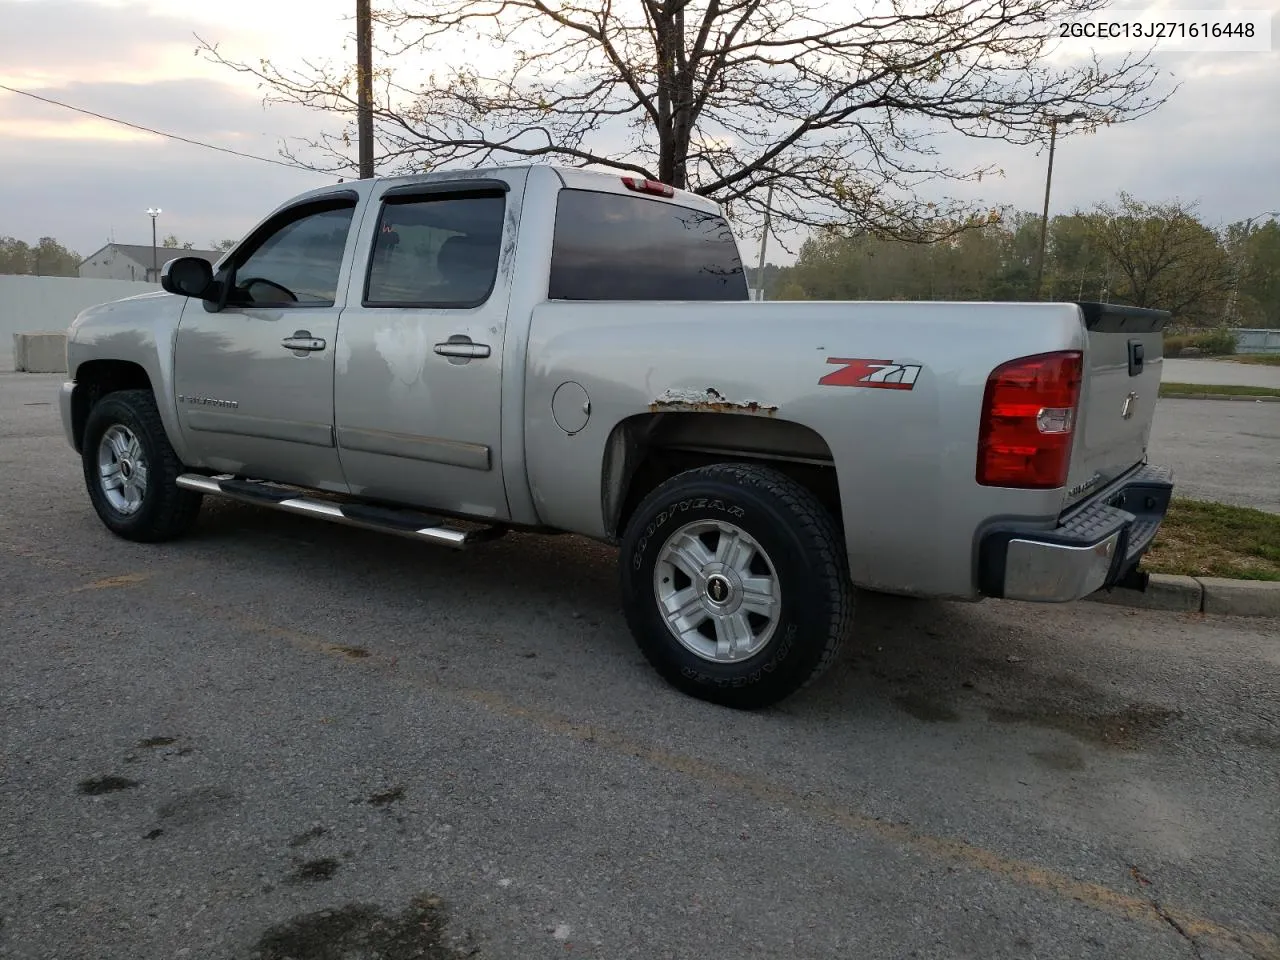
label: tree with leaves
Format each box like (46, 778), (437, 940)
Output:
(1042, 214), (1111, 301)
(1228, 217), (1280, 328)
(0, 236), (81, 277)
(775, 193), (1265, 328)
(202, 0), (1170, 240)
(1077, 193), (1233, 325)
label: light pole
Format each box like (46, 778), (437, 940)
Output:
(146, 207), (162, 282)
(1224, 209), (1279, 324)
(755, 183), (775, 301)
(1033, 112), (1085, 300)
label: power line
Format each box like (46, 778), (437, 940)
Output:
(0, 82), (324, 173)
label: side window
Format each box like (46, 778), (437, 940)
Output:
(364, 190), (506, 308)
(549, 189), (748, 301)
(229, 201), (356, 307)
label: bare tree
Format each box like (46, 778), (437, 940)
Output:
(201, 0), (1171, 239)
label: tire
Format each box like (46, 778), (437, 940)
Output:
(82, 388), (203, 542)
(619, 463), (854, 709)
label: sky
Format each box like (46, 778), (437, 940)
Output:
(1, 0), (1277, 264)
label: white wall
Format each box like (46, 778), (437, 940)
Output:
(79, 247), (152, 282)
(1235, 328), (1280, 354)
(0, 275), (157, 370)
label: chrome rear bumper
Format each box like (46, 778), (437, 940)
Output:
(979, 463), (1174, 603)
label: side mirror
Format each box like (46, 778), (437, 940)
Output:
(160, 257), (215, 300)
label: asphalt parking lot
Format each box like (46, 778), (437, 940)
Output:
(1163, 358), (1280, 390)
(2, 373), (1278, 960)
(1150, 399), (1280, 514)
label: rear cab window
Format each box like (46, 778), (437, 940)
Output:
(549, 189), (748, 301)
(364, 188), (507, 308)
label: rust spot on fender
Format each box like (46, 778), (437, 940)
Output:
(648, 387), (778, 416)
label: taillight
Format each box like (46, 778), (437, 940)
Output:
(621, 176), (675, 198)
(977, 351), (1083, 489)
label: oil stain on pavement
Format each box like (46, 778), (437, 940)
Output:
(286, 858), (341, 884)
(248, 894), (473, 959)
(78, 775), (139, 795)
(988, 703), (1181, 749)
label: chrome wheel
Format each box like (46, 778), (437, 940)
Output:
(97, 424), (149, 515)
(653, 519), (782, 663)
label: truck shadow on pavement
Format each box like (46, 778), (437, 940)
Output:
(184, 500), (1195, 761)
(811, 592), (1184, 752)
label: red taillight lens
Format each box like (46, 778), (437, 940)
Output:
(977, 351), (1083, 489)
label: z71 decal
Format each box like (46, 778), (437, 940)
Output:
(819, 358), (923, 390)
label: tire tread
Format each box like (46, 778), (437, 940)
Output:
(622, 461), (854, 707)
(83, 388), (202, 542)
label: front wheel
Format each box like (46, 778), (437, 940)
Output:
(619, 463), (854, 709)
(82, 389), (203, 542)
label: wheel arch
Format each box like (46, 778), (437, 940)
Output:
(70, 359), (155, 454)
(602, 412), (843, 540)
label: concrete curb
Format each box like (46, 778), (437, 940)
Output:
(1159, 392), (1280, 402)
(1088, 574), (1280, 617)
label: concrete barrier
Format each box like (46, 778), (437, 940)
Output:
(13, 332), (68, 373)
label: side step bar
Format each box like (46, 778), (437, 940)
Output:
(176, 474), (505, 549)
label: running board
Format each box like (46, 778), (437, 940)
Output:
(175, 474), (505, 549)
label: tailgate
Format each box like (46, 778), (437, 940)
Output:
(1063, 302), (1169, 507)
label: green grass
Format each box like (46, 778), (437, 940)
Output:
(1143, 499), (1280, 582)
(1159, 382), (1280, 399)
(1231, 353), (1280, 367)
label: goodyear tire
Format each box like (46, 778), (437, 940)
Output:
(619, 463), (854, 709)
(82, 389), (203, 542)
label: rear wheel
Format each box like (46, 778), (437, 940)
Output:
(82, 389), (202, 542)
(619, 463), (854, 709)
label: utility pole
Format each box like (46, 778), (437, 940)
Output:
(755, 184), (774, 302)
(1033, 113), (1084, 300)
(356, 0), (375, 180)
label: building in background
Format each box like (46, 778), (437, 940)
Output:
(78, 243), (222, 282)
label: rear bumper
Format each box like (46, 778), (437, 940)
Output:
(978, 463), (1174, 603)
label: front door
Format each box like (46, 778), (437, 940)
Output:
(333, 174), (524, 520)
(173, 194), (360, 492)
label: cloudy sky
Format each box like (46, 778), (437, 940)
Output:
(1, 0), (1277, 263)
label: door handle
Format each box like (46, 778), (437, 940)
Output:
(434, 335), (491, 362)
(282, 330), (326, 353)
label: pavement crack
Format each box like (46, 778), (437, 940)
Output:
(1160, 907), (1205, 960)
(1131, 866), (1204, 960)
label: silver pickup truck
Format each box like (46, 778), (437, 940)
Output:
(59, 164), (1173, 708)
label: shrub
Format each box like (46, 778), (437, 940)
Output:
(1191, 330), (1236, 355)
(1161, 330), (1236, 357)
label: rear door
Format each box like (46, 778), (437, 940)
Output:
(1064, 303), (1168, 505)
(332, 172), (526, 520)
(173, 193), (360, 491)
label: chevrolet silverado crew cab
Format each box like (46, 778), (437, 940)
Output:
(59, 164), (1174, 708)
